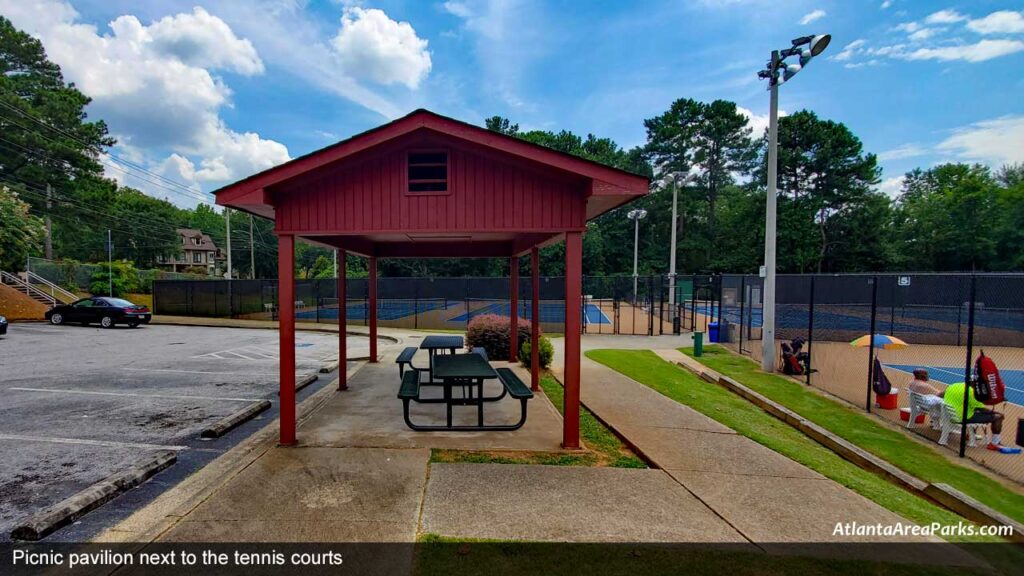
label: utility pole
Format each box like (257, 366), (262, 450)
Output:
(107, 229), (113, 297)
(627, 209), (647, 304)
(225, 207), (233, 279)
(668, 175), (679, 312)
(249, 213), (255, 279)
(762, 57), (780, 373)
(333, 249), (338, 278)
(756, 33), (831, 373)
(45, 184), (52, 260)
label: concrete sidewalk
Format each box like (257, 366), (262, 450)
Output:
(550, 341), (979, 564)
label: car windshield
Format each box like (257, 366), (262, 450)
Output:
(103, 298), (138, 307)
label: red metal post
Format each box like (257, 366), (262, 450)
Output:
(278, 234), (297, 446)
(368, 255), (378, 363)
(510, 256), (519, 363)
(530, 247), (540, 391)
(563, 232), (582, 449)
(338, 250), (348, 390)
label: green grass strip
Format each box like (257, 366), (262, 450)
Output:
(586, 349), (1024, 574)
(682, 346), (1024, 524)
(430, 375), (646, 469)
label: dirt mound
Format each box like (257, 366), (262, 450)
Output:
(0, 283), (49, 320)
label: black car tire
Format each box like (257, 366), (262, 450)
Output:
(101, 316), (115, 329)
(50, 313), (64, 325)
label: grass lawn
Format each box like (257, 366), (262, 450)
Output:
(586, 349), (1024, 574)
(431, 374), (646, 468)
(681, 345), (1024, 524)
(414, 534), (990, 576)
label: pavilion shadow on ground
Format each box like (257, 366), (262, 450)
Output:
(298, 348), (567, 452)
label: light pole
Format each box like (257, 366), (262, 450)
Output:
(757, 33), (831, 373)
(627, 208), (647, 304)
(664, 171), (700, 318)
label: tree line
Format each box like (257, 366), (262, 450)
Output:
(2, 15), (1021, 281)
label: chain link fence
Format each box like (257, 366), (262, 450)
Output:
(712, 272), (1024, 484)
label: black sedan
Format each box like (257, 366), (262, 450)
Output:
(0, 315), (7, 336)
(45, 297), (151, 328)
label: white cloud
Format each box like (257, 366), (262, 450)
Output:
(924, 9), (966, 25)
(833, 39), (866, 61)
(880, 0), (893, 9)
(878, 176), (905, 198)
(895, 21), (922, 33)
(968, 10), (1024, 35)
(908, 28), (940, 41)
(332, 7), (431, 89)
(799, 9), (826, 25)
(878, 143), (927, 161)
(737, 106), (786, 139)
(0, 0), (289, 202)
(937, 115), (1024, 166)
(902, 39), (1024, 62)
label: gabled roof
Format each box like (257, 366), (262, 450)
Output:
(177, 228), (218, 251)
(213, 108), (649, 205)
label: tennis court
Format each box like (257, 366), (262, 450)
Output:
(696, 304), (939, 333)
(448, 302), (611, 325)
(885, 363), (1024, 406)
(297, 299), (453, 321)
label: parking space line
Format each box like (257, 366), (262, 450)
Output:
(8, 387), (263, 403)
(123, 367), (277, 376)
(0, 433), (188, 451)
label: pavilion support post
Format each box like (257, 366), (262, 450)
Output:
(369, 255), (378, 363)
(563, 231), (582, 449)
(510, 256), (519, 363)
(338, 250), (348, 390)
(278, 234), (297, 446)
(530, 247), (540, 391)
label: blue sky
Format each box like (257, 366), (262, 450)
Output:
(3, 0), (1023, 205)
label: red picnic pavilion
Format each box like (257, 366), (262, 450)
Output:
(214, 109), (649, 448)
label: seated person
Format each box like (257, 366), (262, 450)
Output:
(908, 369), (943, 407)
(942, 382), (1020, 453)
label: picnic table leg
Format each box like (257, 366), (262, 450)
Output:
(445, 382), (453, 428)
(477, 378), (484, 427)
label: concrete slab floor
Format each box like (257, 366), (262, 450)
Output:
(668, 470), (984, 567)
(298, 354), (566, 452)
(420, 463), (752, 545)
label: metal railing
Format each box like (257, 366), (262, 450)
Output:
(0, 270), (57, 307)
(25, 270), (78, 304)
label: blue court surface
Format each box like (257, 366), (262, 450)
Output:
(696, 305), (937, 333)
(885, 363), (1024, 406)
(448, 302), (611, 325)
(297, 300), (452, 321)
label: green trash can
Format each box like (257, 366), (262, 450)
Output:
(693, 331), (704, 357)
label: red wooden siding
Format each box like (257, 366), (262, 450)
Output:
(271, 133), (588, 235)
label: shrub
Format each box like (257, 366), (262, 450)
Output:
(465, 313), (533, 360)
(89, 260), (140, 297)
(519, 336), (554, 369)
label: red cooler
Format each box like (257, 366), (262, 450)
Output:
(877, 389), (899, 410)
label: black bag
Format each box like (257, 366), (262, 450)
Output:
(1017, 418), (1024, 448)
(872, 358), (892, 396)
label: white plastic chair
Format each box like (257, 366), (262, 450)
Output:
(937, 403), (988, 447)
(906, 391), (942, 430)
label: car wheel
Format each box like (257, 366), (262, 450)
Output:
(100, 316), (115, 329)
(50, 313), (64, 325)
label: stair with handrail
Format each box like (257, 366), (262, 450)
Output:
(24, 270), (78, 304)
(0, 270), (58, 307)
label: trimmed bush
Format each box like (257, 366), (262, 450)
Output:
(466, 313), (532, 360)
(519, 336), (554, 369)
(89, 260), (140, 297)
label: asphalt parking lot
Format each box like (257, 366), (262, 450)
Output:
(0, 322), (371, 541)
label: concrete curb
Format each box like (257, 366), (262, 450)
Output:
(11, 450), (177, 541)
(200, 400), (272, 439)
(320, 360), (339, 373)
(925, 484), (1024, 544)
(677, 358), (1024, 543)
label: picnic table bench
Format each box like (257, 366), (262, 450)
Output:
(397, 352), (532, 431)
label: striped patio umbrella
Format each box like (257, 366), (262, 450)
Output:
(850, 334), (909, 350)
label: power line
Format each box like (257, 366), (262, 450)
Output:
(0, 108), (211, 205)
